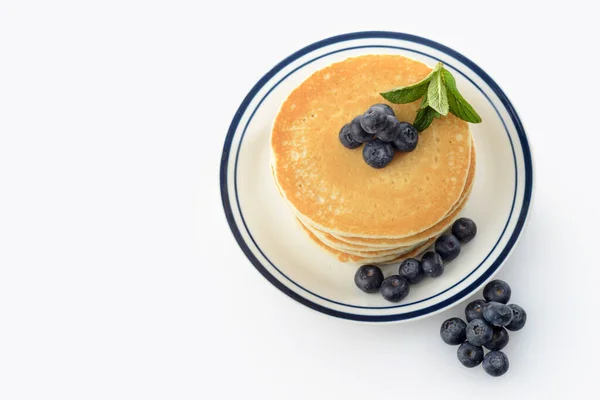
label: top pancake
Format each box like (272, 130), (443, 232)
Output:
(271, 54), (472, 238)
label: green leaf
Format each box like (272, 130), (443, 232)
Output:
(441, 68), (482, 123)
(419, 96), (440, 119)
(380, 62), (442, 104)
(427, 70), (449, 115)
(380, 80), (429, 104)
(413, 106), (438, 132)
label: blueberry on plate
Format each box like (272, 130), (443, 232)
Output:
(434, 234), (461, 262)
(398, 258), (424, 284)
(465, 299), (487, 322)
(391, 122), (419, 152)
(371, 103), (395, 116)
(506, 304), (527, 331)
(349, 116), (375, 143)
(354, 265), (384, 294)
(440, 317), (467, 345)
(421, 251), (444, 278)
(452, 217), (477, 242)
(360, 105), (390, 134)
(482, 351), (510, 377)
(483, 279), (511, 304)
(363, 139), (395, 169)
(465, 318), (493, 346)
(484, 327), (509, 351)
(376, 115), (401, 142)
(380, 275), (410, 302)
(457, 342), (484, 368)
(338, 123), (362, 149)
(483, 301), (514, 327)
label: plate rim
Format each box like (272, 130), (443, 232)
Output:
(220, 31), (534, 322)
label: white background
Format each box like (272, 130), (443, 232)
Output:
(1, 1), (599, 399)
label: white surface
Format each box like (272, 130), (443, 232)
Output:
(0, 1), (598, 399)
(228, 36), (530, 320)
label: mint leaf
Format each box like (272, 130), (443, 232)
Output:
(441, 68), (482, 123)
(380, 63), (442, 104)
(427, 70), (449, 115)
(447, 92), (481, 123)
(380, 80), (429, 104)
(413, 106), (438, 132)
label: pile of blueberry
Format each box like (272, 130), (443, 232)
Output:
(440, 280), (527, 377)
(354, 218), (477, 302)
(339, 104), (419, 169)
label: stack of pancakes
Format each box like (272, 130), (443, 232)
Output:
(270, 55), (475, 264)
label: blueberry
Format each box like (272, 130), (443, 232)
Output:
(354, 265), (384, 294)
(391, 122), (419, 152)
(362, 139), (395, 169)
(466, 318), (493, 346)
(380, 275), (410, 302)
(465, 299), (487, 322)
(482, 351), (509, 377)
(434, 234), (461, 262)
(452, 217), (477, 243)
(399, 258), (424, 284)
(376, 115), (402, 142)
(484, 326), (509, 351)
(440, 317), (467, 345)
(349, 116), (375, 143)
(338, 123), (362, 149)
(421, 251), (444, 278)
(371, 103), (395, 116)
(456, 342), (484, 368)
(483, 301), (514, 327)
(483, 279), (511, 304)
(360, 106), (390, 134)
(506, 304), (527, 331)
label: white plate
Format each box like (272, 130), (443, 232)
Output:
(220, 32), (533, 322)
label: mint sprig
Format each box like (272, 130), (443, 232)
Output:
(380, 62), (482, 132)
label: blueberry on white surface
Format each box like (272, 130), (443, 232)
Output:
(483, 279), (511, 304)
(465, 318), (493, 346)
(440, 317), (468, 345)
(482, 351), (510, 377)
(457, 342), (484, 368)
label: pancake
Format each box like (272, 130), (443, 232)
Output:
(331, 143), (476, 247)
(302, 220), (417, 251)
(380, 238), (436, 265)
(273, 165), (413, 251)
(300, 182), (473, 263)
(299, 218), (438, 264)
(299, 219), (423, 258)
(300, 218), (424, 256)
(271, 54), (472, 238)
(274, 165), (413, 251)
(305, 142), (475, 250)
(304, 176), (472, 253)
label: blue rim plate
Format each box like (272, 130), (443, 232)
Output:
(220, 31), (533, 322)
